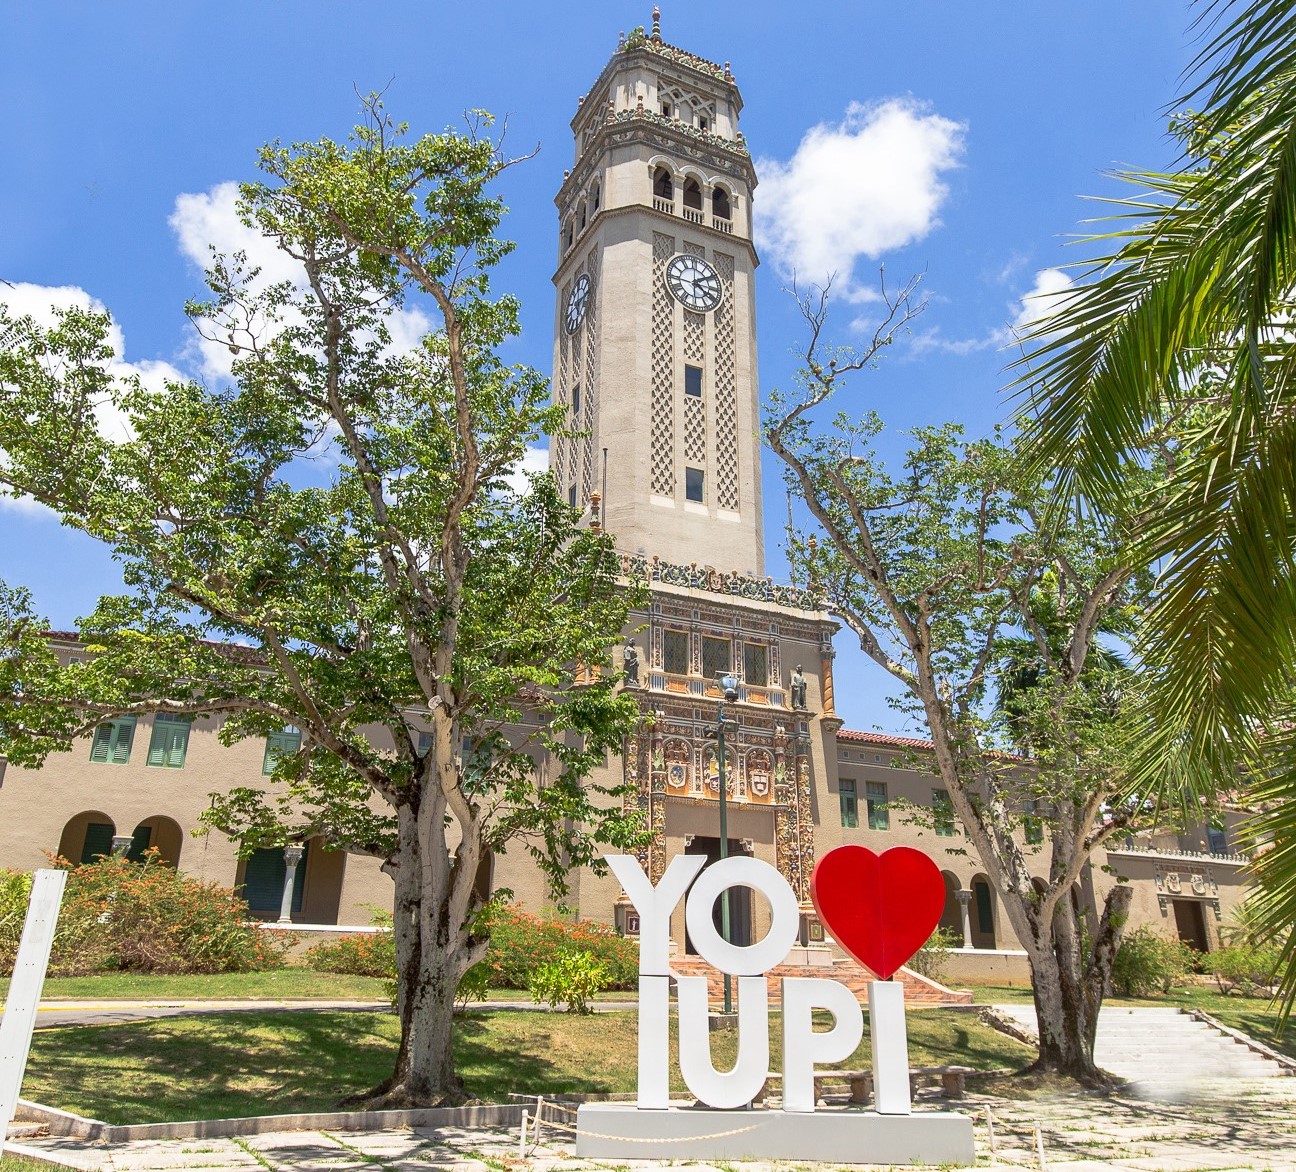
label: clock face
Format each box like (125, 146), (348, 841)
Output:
(565, 274), (591, 334)
(666, 254), (722, 312)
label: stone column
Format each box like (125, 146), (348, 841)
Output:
(955, 888), (973, 948)
(278, 844), (305, 924)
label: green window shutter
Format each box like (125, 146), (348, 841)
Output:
(112, 717), (136, 763)
(127, 824), (152, 863)
(147, 715), (191, 768)
(80, 822), (114, 864)
(241, 845), (308, 915)
(866, 781), (890, 831)
(839, 779), (858, 828)
(90, 717), (136, 764)
(975, 882), (994, 934)
(263, 728), (302, 775)
(89, 725), (113, 763)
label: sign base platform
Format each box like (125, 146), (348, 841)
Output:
(574, 1103), (975, 1165)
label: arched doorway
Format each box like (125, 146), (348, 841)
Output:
(127, 816), (184, 867)
(970, 874), (997, 949)
(683, 838), (753, 953)
(938, 870), (964, 945)
(58, 811), (115, 865)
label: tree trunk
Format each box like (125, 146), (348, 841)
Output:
(347, 804), (473, 1109)
(1023, 884), (1132, 1086)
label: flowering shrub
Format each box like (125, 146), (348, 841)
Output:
(303, 903), (639, 993)
(0, 853), (285, 976)
(1111, 926), (1194, 996)
(480, 904), (638, 990)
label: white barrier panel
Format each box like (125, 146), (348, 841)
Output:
(0, 869), (67, 1155)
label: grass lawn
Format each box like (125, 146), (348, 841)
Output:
(0, 970), (390, 1003)
(965, 981), (1294, 1060)
(21, 1007), (1032, 1124)
(0, 1158), (55, 1172)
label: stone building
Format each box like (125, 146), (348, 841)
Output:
(0, 12), (1251, 974)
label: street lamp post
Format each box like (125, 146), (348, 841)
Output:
(715, 671), (739, 1016)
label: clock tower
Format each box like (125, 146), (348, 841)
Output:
(551, 9), (765, 575)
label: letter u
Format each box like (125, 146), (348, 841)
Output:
(675, 975), (769, 1108)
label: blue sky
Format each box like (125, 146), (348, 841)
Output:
(1, 1), (1195, 734)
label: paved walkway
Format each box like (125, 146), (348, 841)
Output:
(11, 1080), (1296, 1171)
(992, 1004), (1290, 1099)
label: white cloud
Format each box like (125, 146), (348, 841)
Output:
(906, 267), (1076, 357)
(504, 445), (550, 498)
(0, 280), (184, 443)
(170, 181), (434, 380)
(755, 99), (966, 300)
(1011, 267), (1074, 333)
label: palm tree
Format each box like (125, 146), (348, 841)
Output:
(1013, 0), (1296, 1010)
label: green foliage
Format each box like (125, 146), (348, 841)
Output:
(528, 948), (611, 1014)
(1111, 927), (1195, 997)
(0, 853), (283, 977)
(455, 961), (491, 1009)
(909, 925), (959, 985)
(1211, 942), (1282, 996)
(303, 927), (395, 979)
(1009, 0), (1296, 1015)
(479, 903), (638, 990)
(0, 96), (650, 1094)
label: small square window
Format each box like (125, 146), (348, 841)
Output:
(839, 779), (858, 829)
(685, 467), (704, 502)
(684, 365), (703, 398)
(663, 629), (690, 675)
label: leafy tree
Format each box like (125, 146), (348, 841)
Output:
(1012, 0), (1296, 1011)
(768, 284), (1162, 1084)
(0, 101), (645, 1104)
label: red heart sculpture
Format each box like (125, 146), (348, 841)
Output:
(810, 845), (946, 980)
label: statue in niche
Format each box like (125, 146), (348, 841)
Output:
(790, 664), (808, 710)
(623, 640), (641, 687)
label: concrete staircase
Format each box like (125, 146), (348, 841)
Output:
(670, 954), (972, 1006)
(992, 1003), (1290, 1095)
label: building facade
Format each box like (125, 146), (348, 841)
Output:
(0, 15), (1252, 971)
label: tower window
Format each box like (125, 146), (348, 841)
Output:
(685, 466), (704, 503)
(663, 629), (689, 674)
(683, 178), (703, 211)
(697, 116), (708, 132)
(713, 187), (731, 221)
(572, 384), (581, 415)
(653, 167), (673, 200)
(591, 183), (601, 212)
(578, 202), (587, 231)
(569, 483), (578, 508)
(684, 365), (703, 398)
(701, 635), (730, 679)
(660, 101), (672, 118)
(563, 221), (574, 251)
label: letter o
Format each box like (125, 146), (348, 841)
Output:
(684, 856), (800, 975)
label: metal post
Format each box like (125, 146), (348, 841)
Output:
(716, 697), (732, 1016)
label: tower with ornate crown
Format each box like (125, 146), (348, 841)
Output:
(541, 11), (845, 954)
(550, 8), (764, 576)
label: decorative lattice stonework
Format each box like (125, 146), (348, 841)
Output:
(713, 252), (738, 511)
(684, 394), (706, 465)
(554, 280), (571, 491)
(650, 232), (676, 498)
(581, 248), (600, 506)
(682, 240), (705, 259)
(684, 309), (705, 365)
